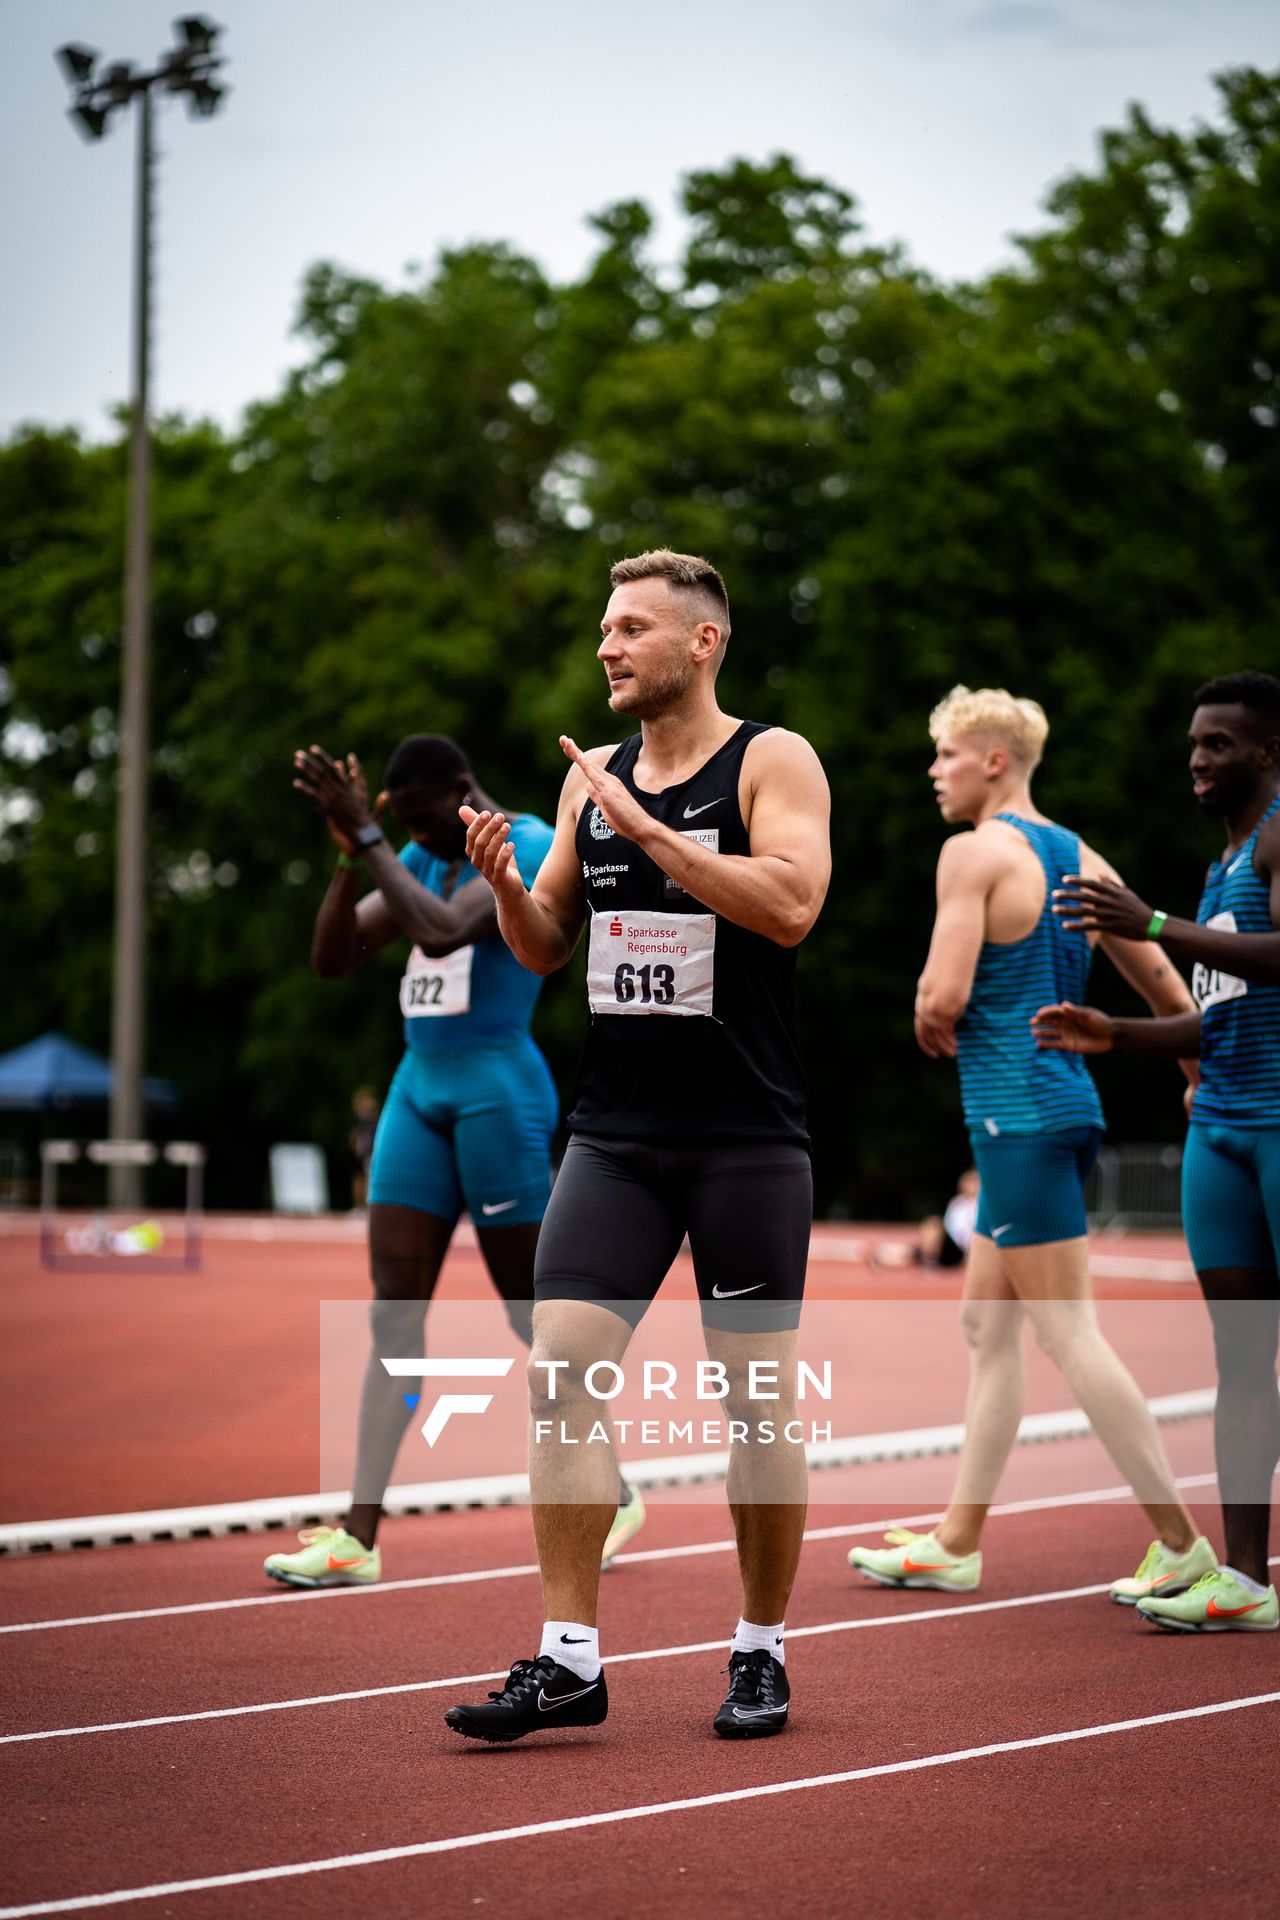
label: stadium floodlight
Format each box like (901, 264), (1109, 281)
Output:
(69, 101), (109, 141)
(56, 43), (97, 84)
(188, 78), (224, 117)
(176, 16), (220, 56)
(53, 19), (229, 1205)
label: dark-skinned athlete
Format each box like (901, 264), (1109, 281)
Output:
(1035, 670), (1280, 1632)
(268, 733), (642, 1589)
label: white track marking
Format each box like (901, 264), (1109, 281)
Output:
(15, 1552), (1279, 1748)
(1, 1691), (1275, 1917)
(0, 1473), (1224, 1638)
(1, 1389), (1216, 1556)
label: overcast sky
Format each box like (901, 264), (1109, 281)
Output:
(3, 0), (1277, 441)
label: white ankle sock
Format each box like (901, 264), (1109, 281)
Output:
(540, 1620), (600, 1680)
(731, 1617), (785, 1664)
(1223, 1565), (1269, 1596)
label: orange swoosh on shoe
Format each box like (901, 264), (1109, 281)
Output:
(1205, 1596), (1264, 1618)
(1150, 1571), (1183, 1587)
(902, 1556), (960, 1574)
(327, 1553), (369, 1569)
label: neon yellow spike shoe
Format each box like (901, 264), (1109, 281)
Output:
(264, 1526), (381, 1590)
(1110, 1534), (1218, 1606)
(1137, 1567), (1279, 1633)
(601, 1487), (646, 1569)
(848, 1527), (981, 1593)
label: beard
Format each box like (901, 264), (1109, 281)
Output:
(607, 653), (694, 720)
(1195, 773), (1251, 817)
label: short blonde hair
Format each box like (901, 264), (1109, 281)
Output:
(928, 684), (1048, 770)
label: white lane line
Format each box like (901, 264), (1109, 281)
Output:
(0, 1561), (540, 1636)
(0, 1473), (1222, 1638)
(1, 1689), (1275, 1918)
(20, 1554), (1276, 1748)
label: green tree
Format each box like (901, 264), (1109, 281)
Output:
(5, 80), (1280, 1214)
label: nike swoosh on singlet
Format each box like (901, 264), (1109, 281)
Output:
(711, 1282), (766, 1298)
(683, 799), (723, 818)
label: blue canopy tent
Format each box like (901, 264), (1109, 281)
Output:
(0, 1032), (180, 1111)
(0, 1035), (199, 1272)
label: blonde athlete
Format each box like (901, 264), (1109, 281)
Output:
(850, 687), (1213, 1603)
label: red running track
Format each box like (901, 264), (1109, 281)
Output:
(2, 1474), (1279, 1919)
(3, 1217), (1273, 1918)
(1, 1220), (1205, 1520)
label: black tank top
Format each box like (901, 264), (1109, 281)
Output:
(569, 719), (810, 1147)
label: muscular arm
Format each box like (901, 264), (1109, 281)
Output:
(1055, 817), (1280, 986)
(561, 729), (831, 947)
(1137, 917), (1280, 986)
(1032, 1003), (1204, 1059)
(357, 842), (498, 957)
(1110, 1010), (1205, 1056)
(310, 866), (399, 978)
(296, 740), (498, 973)
(463, 767), (592, 975)
(914, 832), (1000, 1058)
(310, 853), (498, 978)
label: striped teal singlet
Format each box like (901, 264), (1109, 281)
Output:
(955, 814), (1105, 1138)
(1190, 792), (1280, 1128)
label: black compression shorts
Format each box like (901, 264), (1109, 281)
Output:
(534, 1135), (813, 1332)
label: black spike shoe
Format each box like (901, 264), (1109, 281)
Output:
(445, 1656), (608, 1743)
(713, 1648), (790, 1739)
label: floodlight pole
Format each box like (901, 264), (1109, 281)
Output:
(110, 83), (154, 1208)
(56, 22), (226, 1209)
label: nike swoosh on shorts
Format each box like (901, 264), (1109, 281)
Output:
(482, 1200), (518, 1215)
(711, 1282), (766, 1298)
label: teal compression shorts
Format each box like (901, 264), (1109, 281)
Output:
(1181, 1123), (1280, 1280)
(970, 1126), (1103, 1248)
(368, 1038), (557, 1226)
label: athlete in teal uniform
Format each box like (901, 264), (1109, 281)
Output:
(269, 734), (560, 1587)
(375, 819), (558, 1227)
(1039, 671), (1280, 1631)
(851, 684), (1207, 1601)
(958, 810), (1106, 1242)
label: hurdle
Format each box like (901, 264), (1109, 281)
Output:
(39, 1138), (207, 1273)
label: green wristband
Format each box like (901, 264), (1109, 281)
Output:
(1146, 909), (1168, 940)
(336, 852), (361, 871)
